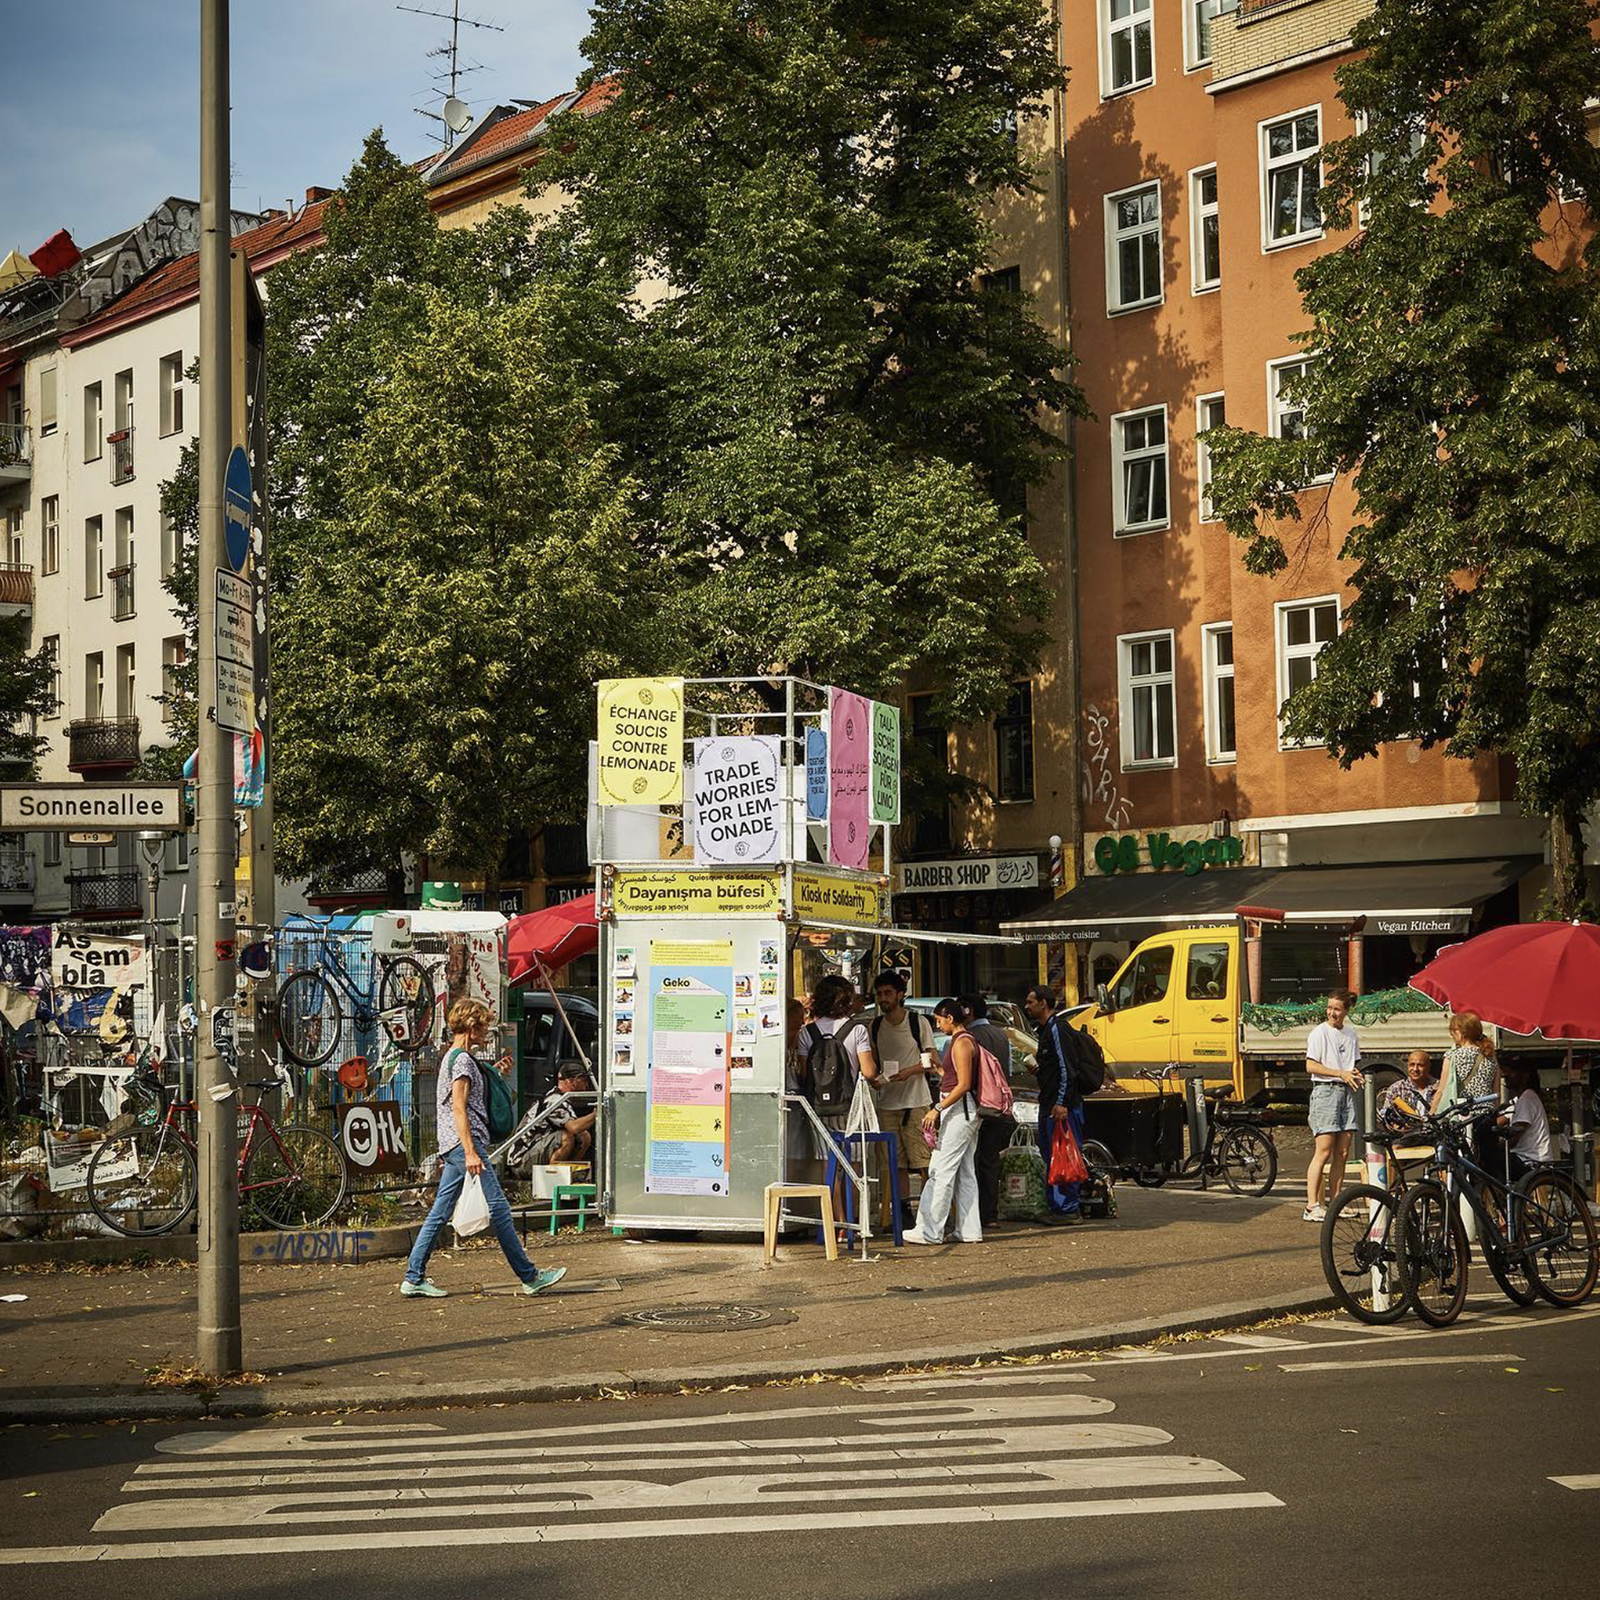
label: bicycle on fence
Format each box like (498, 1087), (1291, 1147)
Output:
(83, 1057), (348, 1237)
(275, 919), (436, 1069)
(1397, 1095), (1598, 1327)
(1080, 1065), (1279, 1198)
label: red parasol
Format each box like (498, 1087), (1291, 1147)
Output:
(506, 894), (599, 984)
(1408, 921), (1600, 1040)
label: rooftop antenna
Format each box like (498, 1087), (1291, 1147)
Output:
(397, 1), (503, 146)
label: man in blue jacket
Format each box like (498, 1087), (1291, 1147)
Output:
(1024, 985), (1084, 1224)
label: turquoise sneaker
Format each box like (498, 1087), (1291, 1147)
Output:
(400, 1278), (448, 1298)
(522, 1267), (568, 1296)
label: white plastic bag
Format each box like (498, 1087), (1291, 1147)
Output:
(845, 1073), (881, 1136)
(451, 1172), (491, 1239)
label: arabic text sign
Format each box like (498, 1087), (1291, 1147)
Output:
(869, 700), (900, 825)
(827, 688), (871, 868)
(693, 735), (782, 865)
(597, 678), (685, 806)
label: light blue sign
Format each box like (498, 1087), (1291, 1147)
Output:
(806, 726), (829, 820)
(223, 445), (252, 573)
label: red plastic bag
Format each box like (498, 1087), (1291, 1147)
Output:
(1047, 1119), (1090, 1187)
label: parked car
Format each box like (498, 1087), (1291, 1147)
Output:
(515, 989), (598, 1108)
(855, 996), (1041, 1119)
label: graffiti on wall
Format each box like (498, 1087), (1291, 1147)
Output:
(1082, 704), (1133, 834)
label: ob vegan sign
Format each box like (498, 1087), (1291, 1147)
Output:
(1095, 831), (1245, 877)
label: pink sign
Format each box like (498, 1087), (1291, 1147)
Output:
(827, 687), (871, 868)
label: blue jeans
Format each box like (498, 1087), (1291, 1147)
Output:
(1039, 1104), (1085, 1215)
(405, 1144), (540, 1285)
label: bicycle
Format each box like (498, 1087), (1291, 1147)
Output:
(1318, 1128), (1431, 1325)
(275, 921), (436, 1069)
(1081, 1066), (1278, 1198)
(83, 1058), (349, 1236)
(1400, 1096), (1598, 1327)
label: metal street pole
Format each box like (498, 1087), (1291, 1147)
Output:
(196, 0), (240, 1376)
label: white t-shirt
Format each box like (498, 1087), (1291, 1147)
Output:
(1306, 1020), (1360, 1080)
(871, 1011), (933, 1112)
(1509, 1087), (1553, 1163)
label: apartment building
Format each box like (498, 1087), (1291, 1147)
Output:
(1008, 0), (1550, 992)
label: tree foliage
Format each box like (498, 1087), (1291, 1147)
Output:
(136, 439), (199, 783)
(0, 612), (54, 773)
(1204, 0), (1600, 915)
(543, 0), (1087, 723)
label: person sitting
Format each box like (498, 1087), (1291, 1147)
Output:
(1495, 1061), (1553, 1183)
(525, 1065), (597, 1166)
(1379, 1050), (1438, 1133)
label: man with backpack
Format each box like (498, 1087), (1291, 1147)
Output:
(869, 971), (936, 1230)
(798, 974), (878, 1240)
(1025, 984), (1103, 1225)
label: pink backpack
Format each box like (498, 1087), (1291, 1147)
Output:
(973, 1043), (1013, 1120)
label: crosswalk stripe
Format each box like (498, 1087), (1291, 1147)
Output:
(1279, 1353), (1522, 1373)
(1550, 1475), (1600, 1491)
(852, 1369), (1096, 1391)
(1212, 1334), (1308, 1350)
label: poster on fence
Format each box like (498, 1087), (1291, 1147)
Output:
(52, 929), (147, 992)
(692, 735), (782, 866)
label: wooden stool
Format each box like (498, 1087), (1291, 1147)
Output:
(550, 1183), (597, 1234)
(763, 1183), (838, 1264)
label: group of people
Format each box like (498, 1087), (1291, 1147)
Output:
(786, 971), (1099, 1246)
(1303, 991), (1555, 1220)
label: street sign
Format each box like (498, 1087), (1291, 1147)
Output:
(215, 570), (253, 668)
(211, 1005), (235, 1061)
(223, 446), (252, 573)
(65, 831), (117, 847)
(0, 783), (184, 831)
(216, 655), (254, 736)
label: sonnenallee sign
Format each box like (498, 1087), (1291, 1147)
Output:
(0, 784), (184, 831)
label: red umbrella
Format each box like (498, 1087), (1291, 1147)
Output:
(506, 894), (599, 984)
(1409, 921), (1600, 1040)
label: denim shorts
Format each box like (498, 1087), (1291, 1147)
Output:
(1308, 1080), (1359, 1135)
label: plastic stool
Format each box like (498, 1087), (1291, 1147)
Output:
(550, 1182), (597, 1234)
(763, 1183), (838, 1264)
(822, 1131), (904, 1247)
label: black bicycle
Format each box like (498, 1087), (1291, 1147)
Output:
(1401, 1096), (1598, 1327)
(1081, 1066), (1278, 1198)
(1319, 1128), (1429, 1325)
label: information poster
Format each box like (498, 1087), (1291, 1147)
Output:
(645, 939), (734, 1196)
(869, 700), (901, 825)
(827, 687), (871, 868)
(692, 735), (782, 865)
(805, 725), (829, 820)
(596, 677), (685, 806)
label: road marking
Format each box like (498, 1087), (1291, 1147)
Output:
(1278, 1353), (1523, 1373)
(1549, 1475), (1600, 1491)
(1212, 1334), (1307, 1350)
(852, 1370), (1096, 1392)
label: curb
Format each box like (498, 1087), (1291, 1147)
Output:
(0, 1221), (422, 1270)
(0, 1288), (1338, 1425)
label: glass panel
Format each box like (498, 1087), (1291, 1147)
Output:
(1139, 187), (1160, 224)
(1202, 215), (1220, 282)
(1129, 946), (1174, 1006)
(1295, 113), (1319, 150)
(1134, 22), (1153, 82)
(1117, 194), (1142, 231)
(1132, 683), (1155, 761)
(1131, 640), (1153, 676)
(1268, 120), (1294, 159)
(1213, 627), (1233, 666)
(1155, 682), (1174, 757)
(1286, 607), (1311, 648)
(1126, 459), (1152, 524)
(1313, 602), (1338, 642)
(1288, 655), (1314, 693)
(1119, 241), (1143, 305)
(1153, 636), (1173, 673)
(1217, 674), (1237, 755)
(1146, 410), (1165, 445)
(1187, 942), (1231, 1000)
(1111, 31), (1133, 89)
(1272, 172), (1300, 238)
(1139, 233), (1159, 298)
(1198, 169), (1217, 206)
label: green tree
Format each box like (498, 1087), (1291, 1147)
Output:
(1205, 0), (1600, 917)
(544, 0), (1087, 725)
(136, 439), (199, 783)
(0, 613), (54, 773)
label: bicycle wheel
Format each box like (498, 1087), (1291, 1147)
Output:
(243, 1123), (349, 1229)
(276, 970), (344, 1068)
(377, 956), (436, 1055)
(1320, 1184), (1410, 1324)
(86, 1123), (197, 1238)
(1219, 1127), (1278, 1198)
(1081, 1139), (1116, 1181)
(1401, 1180), (1470, 1327)
(1516, 1168), (1599, 1308)
(1132, 1167), (1167, 1188)
(1483, 1237), (1539, 1308)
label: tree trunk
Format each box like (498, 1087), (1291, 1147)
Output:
(385, 864), (408, 908)
(1547, 800), (1590, 922)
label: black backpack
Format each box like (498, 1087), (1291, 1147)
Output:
(803, 1023), (858, 1115)
(1056, 1017), (1107, 1097)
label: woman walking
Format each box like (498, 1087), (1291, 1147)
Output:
(904, 998), (982, 1246)
(401, 998), (567, 1299)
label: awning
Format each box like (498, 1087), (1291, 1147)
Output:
(999, 857), (1536, 943)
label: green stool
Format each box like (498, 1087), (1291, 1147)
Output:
(550, 1182), (598, 1234)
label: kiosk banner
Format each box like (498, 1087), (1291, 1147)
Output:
(794, 869), (885, 929)
(611, 870), (783, 918)
(692, 736), (782, 865)
(646, 939), (734, 1196)
(869, 700), (900, 825)
(596, 678), (684, 806)
(827, 687), (871, 868)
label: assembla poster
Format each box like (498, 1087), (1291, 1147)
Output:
(692, 736), (782, 865)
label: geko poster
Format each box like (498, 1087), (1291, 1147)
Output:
(692, 735), (782, 865)
(645, 939), (733, 1197)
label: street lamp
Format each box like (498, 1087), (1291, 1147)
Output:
(137, 829), (166, 937)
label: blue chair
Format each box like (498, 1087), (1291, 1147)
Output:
(820, 1131), (904, 1247)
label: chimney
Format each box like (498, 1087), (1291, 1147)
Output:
(304, 186), (334, 205)
(260, 207), (287, 221)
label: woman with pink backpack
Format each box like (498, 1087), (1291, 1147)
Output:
(903, 998), (987, 1246)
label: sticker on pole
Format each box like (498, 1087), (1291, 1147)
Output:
(223, 446), (252, 574)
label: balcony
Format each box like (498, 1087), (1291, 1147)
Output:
(0, 422), (30, 483)
(66, 869), (142, 918)
(66, 717), (141, 775)
(109, 426), (134, 485)
(110, 562), (136, 620)
(0, 561), (33, 610)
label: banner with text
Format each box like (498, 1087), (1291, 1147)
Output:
(596, 678), (684, 806)
(692, 736), (782, 865)
(869, 700), (900, 825)
(827, 688), (871, 869)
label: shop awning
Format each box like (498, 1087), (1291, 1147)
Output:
(999, 857), (1537, 943)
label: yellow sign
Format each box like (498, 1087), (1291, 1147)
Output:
(794, 869), (884, 929)
(597, 677), (684, 805)
(651, 939), (734, 967)
(650, 1105), (727, 1141)
(612, 870), (782, 918)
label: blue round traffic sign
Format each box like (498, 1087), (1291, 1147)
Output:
(223, 446), (253, 573)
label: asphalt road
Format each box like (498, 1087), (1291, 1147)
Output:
(2, 1293), (1598, 1599)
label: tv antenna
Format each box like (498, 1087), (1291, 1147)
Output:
(397, 1), (503, 146)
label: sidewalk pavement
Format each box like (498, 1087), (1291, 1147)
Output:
(0, 1184), (1333, 1422)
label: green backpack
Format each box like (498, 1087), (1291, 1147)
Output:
(447, 1046), (518, 1142)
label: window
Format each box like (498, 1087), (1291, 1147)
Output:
(113, 368), (134, 433)
(1112, 942), (1174, 1011)
(160, 510), (182, 580)
(3, 507), (20, 566)
(1261, 106), (1322, 248)
(1357, 110), (1429, 221)
(1185, 941), (1231, 1001)
(39, 366), (57, 435)
(85, 516), (103, 598)
(1191, 166), (1220, 291)
(161, 636), (187, 724)
(1112, 406), (1170, 533)
(83, 383), (103, 461)
(85, 652), (104, 720)
(41, 635), (60, 718)
(995, 682), (1035, 802)
(1559, 103), (1600, 203)
(980, 265), (1021, 298)
(167, 831), (190, 871)
(1276, 596), (1340, 745)
(1187, 0), (1238, 69)
(1195, 393), (1226, 522)
(43, 831), (61, 869)
(1118, 630), (1177, 768)
(1106, 182), (1162, 312)
(116, 643), (136, 719)
(1269, 356), (1313, 442)
(159, 352), (184, 436)
(1103, 0), (1154, 97)
(40, 494), (59, 574)
(1202, 622), (1236, 762)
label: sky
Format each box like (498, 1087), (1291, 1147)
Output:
(0, 0), (595, 255)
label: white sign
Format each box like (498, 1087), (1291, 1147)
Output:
(897, 855), (1041, 894)
(216, 568), (253, 612)
(692, 736), (783, 865)
(0, 784), (183, 830)
(52, 929), (148, 992)
(216, 656), (255, 736)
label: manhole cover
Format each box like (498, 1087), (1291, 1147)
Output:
(614, 1303), (796, 1332)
